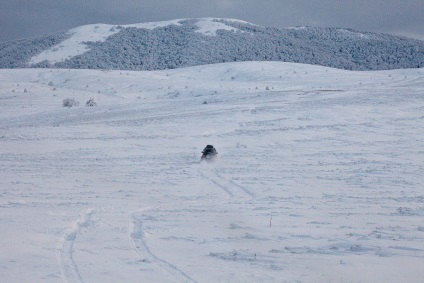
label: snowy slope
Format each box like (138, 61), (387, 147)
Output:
(28, 21), (183, 65)
(0, 62), (424, 282)
(28, 18), (244, 65)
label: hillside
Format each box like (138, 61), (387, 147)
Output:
(1, 18), (423, 70)
(1, 62), (424, 282)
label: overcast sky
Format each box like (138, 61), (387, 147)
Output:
(1, 0), (423, 42)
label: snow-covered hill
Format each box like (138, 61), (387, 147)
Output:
(1, 18), (424, 70)
(1, 61), (423, 282)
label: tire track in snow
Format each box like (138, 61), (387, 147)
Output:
(215, 170), (255, 199)
(198, 168), (233, 198)
(198, 167), (254, 200)
(129, 212), (196, 283)
(56, 209), (94, 283)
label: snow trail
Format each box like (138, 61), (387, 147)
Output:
(129, 212), (196, 283)
(197, 168), (234, 198)
(56, 209), (94, 283)
(197, 167), (255, 201)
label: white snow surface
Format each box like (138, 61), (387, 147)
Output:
(29, 18), (242, 65)
(194, 17), (243, 36)
(1, 61), (424, 282)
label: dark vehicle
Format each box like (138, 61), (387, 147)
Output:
(201, 145), (218, 160)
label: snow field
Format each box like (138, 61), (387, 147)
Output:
(0, 61), (423, 282)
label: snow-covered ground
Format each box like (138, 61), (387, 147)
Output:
(0, 62), (423, 282)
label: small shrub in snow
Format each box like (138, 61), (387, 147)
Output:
(63, 98), (79, 108)
(85, 98), (97, 107)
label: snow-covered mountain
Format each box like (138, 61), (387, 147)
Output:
(1, 61), (424, 282)
(1, 17), (423, 70)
